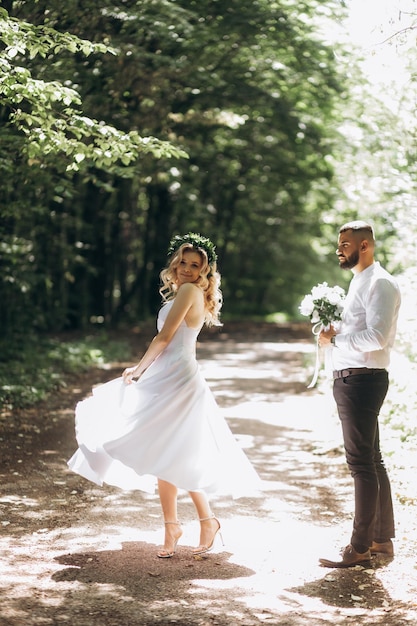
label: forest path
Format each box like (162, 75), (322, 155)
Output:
(0, 323), (416, 626)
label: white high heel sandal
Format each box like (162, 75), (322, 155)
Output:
(193, 515), (223, 555)
(157, 521), (182, 558)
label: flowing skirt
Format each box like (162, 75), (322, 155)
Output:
(68, 365), (261, 498)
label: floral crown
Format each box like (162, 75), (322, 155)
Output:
(167, 232), (217, 266)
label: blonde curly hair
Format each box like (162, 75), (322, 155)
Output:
(159, 242), (223, 327)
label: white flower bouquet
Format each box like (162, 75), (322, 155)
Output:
(299, 282), (345, 330)
(299, 282), (346, 387)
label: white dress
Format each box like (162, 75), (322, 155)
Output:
(67, 301), (261, 498)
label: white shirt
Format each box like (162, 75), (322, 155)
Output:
(332, 262), (401, 371)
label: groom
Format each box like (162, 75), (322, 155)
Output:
(318, 220), (401, 567)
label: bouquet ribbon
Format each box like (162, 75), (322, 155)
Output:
(308, 321), (325, 389)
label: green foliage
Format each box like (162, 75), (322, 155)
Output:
(0, 333), (130, 410)
(0, 7), (113, 58)
(0, 7), (187, 170)
(0, 0), (350, 335)
(318, 31), (417, 276)
(396, 267), (417, 364)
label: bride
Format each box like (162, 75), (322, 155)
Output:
(68, 232), (261, 558)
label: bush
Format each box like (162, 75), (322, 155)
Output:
(0, 333), (130, 410)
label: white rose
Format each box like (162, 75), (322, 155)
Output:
(311, 310), (320, 323)
(299, 295), (315, 316)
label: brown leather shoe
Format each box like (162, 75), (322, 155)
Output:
(319, 544), (371, 568)
(370, 540), (394, 557)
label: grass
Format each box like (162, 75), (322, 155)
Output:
(0, 332), (131, 410)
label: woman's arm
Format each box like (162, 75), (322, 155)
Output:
(123, 283), (202, 384)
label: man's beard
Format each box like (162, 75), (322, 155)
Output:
(338, 249), (359, 270)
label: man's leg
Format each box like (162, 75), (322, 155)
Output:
(333, 372), (389, 552)
(373, 421), (395, 541)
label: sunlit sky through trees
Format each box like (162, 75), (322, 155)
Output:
(345, 0), (415, 86)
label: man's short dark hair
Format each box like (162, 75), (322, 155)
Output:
(339, 220), (374, 240)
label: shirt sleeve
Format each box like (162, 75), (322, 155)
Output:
(335, 278), (400, 353)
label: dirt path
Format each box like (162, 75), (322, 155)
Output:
(1, 324), (416, 626)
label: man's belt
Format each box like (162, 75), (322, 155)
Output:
(333, 367), (386, 379)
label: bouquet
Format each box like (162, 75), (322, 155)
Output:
(299, 282), (345, 330)
(299, 282), (346, 387)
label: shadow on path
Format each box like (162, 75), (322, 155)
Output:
(1, 323), (416, 626)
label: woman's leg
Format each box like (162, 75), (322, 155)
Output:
(158, 478), (179, 522)
(189, 490), (221, 553)
(157, 479), (182, 557)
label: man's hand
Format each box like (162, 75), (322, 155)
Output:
(319, 325), (336, 348)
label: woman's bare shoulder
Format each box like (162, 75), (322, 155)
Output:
(177, 283), (204, 298)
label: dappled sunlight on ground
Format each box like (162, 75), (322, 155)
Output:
(1, 326), (417, 625)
